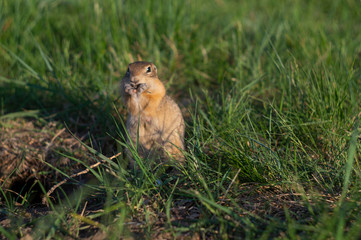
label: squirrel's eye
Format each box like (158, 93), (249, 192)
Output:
(146, 66), (151, 73)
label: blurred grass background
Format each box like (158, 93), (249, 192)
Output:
(0, 0), (361, 239)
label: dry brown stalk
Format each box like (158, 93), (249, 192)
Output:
(42, 152), (122, 206)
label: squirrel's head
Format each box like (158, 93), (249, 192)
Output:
(125, 61), (158, 84)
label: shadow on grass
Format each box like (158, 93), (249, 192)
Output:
(1, 79), (123, 148)
(0, 81), (125, 203)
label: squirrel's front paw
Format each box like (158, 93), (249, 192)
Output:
(136, 83), (148, 94)
(124, 83), (137, 95)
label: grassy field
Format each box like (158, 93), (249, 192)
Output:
(1, 0), (361, 239)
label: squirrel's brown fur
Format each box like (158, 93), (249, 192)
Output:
(120, 61), (185, 166)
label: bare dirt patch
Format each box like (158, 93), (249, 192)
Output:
(0, 118), (94, 199)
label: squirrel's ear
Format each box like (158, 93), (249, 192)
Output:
(153, 65), (158, 75)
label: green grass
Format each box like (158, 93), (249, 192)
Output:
(1, 0), (361, 239)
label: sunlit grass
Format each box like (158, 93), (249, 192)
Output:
(0, 0), (360, 238)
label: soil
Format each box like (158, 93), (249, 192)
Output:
(0, 118), (93, 192)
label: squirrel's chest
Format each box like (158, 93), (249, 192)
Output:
(127, 114), (160, 135)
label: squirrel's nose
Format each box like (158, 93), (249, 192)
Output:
(130, 77), (139, 84)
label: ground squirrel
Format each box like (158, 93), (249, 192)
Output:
(120, 61), (185, 166)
